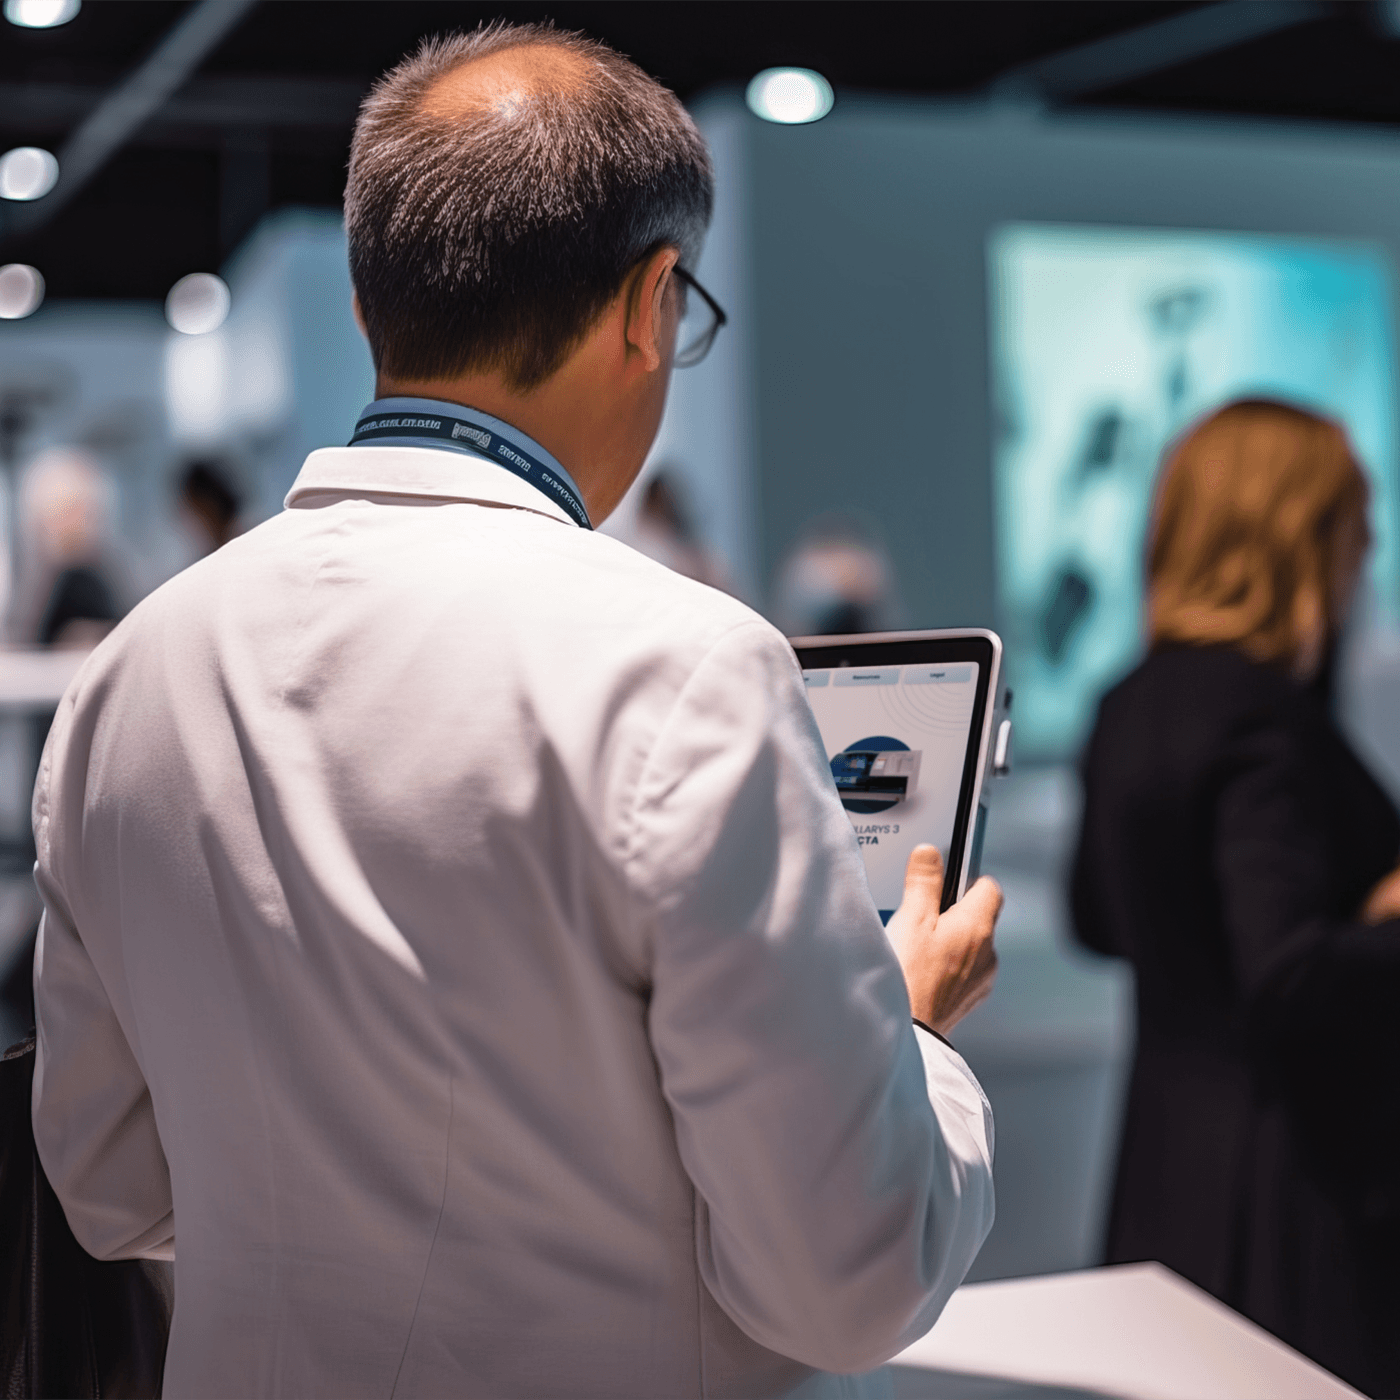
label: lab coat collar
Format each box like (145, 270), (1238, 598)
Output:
(284, 444), (579, 528)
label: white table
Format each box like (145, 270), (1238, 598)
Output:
(0, 647), (88, 709)
(889, 1263), (1363, 1399)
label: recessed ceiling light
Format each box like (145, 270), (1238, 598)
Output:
(166, 273), (231, 336)
(3, 0), (80, 28)
(0, 147), (58, 201)
(0, 264), (44, 319)
(745, 68), (835, 125)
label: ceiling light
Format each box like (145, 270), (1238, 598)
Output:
(4, 0), (80, 28)
(0, 264), (44, 319)
(166, 272), (230, 335)
(745, 68), (834, 125)
(0, 147), (58, 201)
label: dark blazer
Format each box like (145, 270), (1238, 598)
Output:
(1072, 643), (1400, 1397)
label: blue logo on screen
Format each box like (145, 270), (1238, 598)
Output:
(831, 735), (909, 814)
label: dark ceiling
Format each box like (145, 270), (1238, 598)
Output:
(4, 0), (1400, 301)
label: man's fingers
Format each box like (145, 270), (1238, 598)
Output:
(962, 874), (1004, 923)
(893, 861), (1004, 1036)
(901, 844), (945, 913)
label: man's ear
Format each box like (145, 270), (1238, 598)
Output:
(351, 289), (368, 340)
(625, 247), (680, 373)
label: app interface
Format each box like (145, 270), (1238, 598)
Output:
(801, 662), (981, 921)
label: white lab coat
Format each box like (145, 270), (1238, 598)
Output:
(31, 443), (994, 1399)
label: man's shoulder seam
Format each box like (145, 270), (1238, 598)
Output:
(614, 615), (789, 883)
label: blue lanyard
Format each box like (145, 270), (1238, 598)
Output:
(348, 406), (592, 530)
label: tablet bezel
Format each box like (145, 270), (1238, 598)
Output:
(788, 628), (1003, 911)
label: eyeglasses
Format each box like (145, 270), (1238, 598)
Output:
(672, 266), (727, 368)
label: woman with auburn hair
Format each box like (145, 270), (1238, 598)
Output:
(1072, 398), (1400, 1395)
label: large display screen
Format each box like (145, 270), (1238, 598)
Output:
(989, 223), (1400, 756)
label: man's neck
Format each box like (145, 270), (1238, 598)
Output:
(376, 371), (610, 513)
(375, 358), (653, 526)
(376, 377), (543, 445)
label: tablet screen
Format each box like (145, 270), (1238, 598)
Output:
(793, 634), (998, 920)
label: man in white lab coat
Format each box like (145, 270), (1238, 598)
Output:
(31, 23), (1002, 1399)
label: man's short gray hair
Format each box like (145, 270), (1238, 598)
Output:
(345, 22), (714, 390)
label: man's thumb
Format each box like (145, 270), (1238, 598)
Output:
(901, 844), (945, 916)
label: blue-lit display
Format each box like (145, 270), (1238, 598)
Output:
(989, 222), (1400, 756)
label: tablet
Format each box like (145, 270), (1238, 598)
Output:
(789, 629), (1009, 917)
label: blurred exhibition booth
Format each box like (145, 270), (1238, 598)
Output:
(6, 74), (1400, 1294)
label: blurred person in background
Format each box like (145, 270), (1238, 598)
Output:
(773, 513), (903, 636)
(1071, 398), (1400, 1395)
(628, 467), (731, 590)
(176, 458), (244, 557)
(20, 446), (120, 649)
(0, 448), (122, 1040)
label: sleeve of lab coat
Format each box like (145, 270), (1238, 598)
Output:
(30, 696), (174, 1263)
(623, 620), (994, 1374)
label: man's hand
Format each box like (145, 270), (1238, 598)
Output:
(885, 845), (1002, 1037)
(1361, 859), (1400, 925)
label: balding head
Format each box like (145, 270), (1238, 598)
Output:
(345, 23), (712, 390)
(419, 41), (591, 121)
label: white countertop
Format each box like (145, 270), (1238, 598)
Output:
(890, 1263), (1363, 1399)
